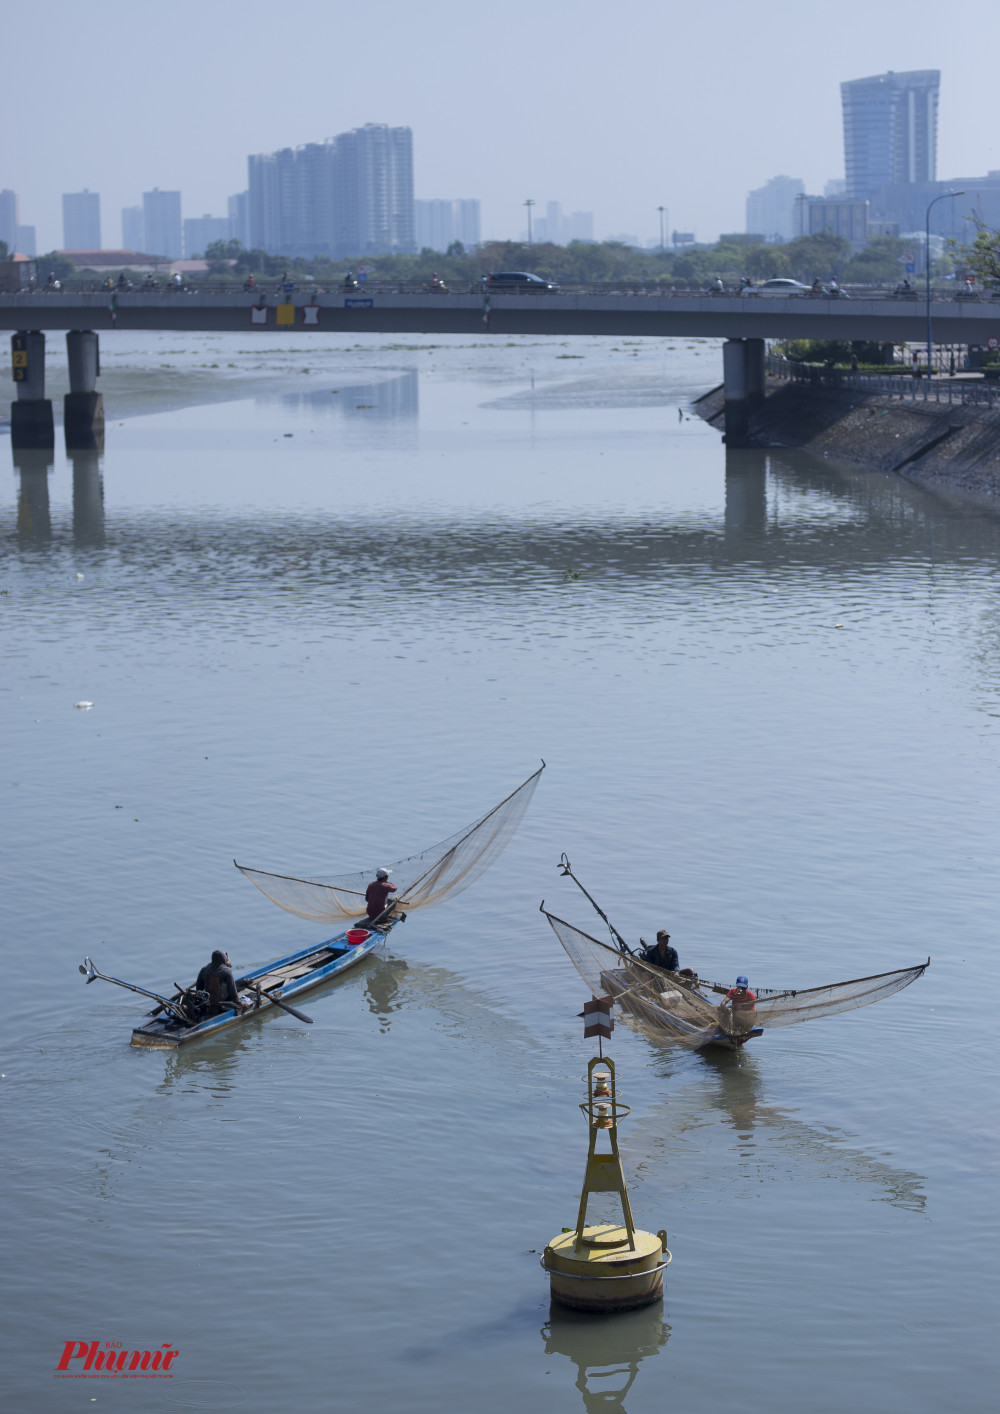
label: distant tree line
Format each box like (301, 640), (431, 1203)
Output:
(28, 225), (1000, 291)
(190, 231), (972, 288)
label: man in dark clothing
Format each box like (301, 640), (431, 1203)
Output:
(364, 868), (397, 924)
(195, 950), (247, 1014)
(642, 930), (680, 972)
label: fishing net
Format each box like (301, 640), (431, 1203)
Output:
(541, 909), (928, 1047)
(236, 764), (545, 923)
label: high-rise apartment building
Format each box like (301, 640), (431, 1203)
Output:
(16, 225), (36, 256)
(841, 70), (939, 197)
(746, 175), (805, 243)
(529, 201), (595, 245)
(63, 190), (101, 249)
(332, 125), (414, 257)
(248, 144), (335, 256)
(142, 189), (182, 258)
(228, 191), (250, 247)
(415, 199), (481, 251)
(121, 205), (143, 250)
(803, 197), (870, 252)
(0, 189), (19, 252)
(248, 124), (415, 258)
(183, 215), (230, 257)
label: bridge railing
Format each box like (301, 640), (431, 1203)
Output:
(6, 280), (1000, 303)
(767, 354), (999, 408)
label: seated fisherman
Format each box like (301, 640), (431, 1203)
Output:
(642, 930), (680, 972)
(195, 950), (247, 1015)
(364, 868), (398, 924)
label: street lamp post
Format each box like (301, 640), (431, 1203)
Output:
(524, 199), (535, 245)
(658, 206), (665, 251)
(925, 190), (963, 377)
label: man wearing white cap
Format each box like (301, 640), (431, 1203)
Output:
(364, 868), (397, 924)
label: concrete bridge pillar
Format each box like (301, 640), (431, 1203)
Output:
(65, 330), (104, 450)
(722, 338), (766, 446)
(11, 331), (54, 450)
(723, 339), (749, 446)
(744, 338), (766, 403)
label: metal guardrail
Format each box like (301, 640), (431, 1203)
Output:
(767, 354), (1000, 408)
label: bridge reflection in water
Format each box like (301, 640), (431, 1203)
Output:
(13, 447), (105, 547)
(11, 437), (997, 578)
(13, 449), (53, 542)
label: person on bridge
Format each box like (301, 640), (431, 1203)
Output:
(365, 868), (397, 924)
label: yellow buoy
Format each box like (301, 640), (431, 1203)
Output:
(543, 1055), (671, 1312)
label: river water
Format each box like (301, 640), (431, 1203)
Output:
(2, 332), (997, 1413)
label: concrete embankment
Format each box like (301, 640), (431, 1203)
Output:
(695, 377), (1000, 499)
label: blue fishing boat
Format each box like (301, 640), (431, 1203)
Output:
(81, 765), (545, 1047)
(82, 922), (398, 1049)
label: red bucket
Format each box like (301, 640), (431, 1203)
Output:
(346, 929), (370, 946)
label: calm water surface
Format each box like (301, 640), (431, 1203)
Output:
(2, 333), (998, 1412)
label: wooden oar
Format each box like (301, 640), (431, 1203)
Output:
(255, 982), (313, 1024)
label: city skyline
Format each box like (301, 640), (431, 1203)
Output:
(2, 0), (998, 254)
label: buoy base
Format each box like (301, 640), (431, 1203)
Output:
(544, 1224), (669, 1313)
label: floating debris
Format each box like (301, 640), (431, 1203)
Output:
(74, 701), (94, 710)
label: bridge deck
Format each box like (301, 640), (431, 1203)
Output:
(1, 291), (998, 343)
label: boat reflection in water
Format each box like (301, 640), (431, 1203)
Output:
(542, 1303), (670, 1413)
(630, 1044), (928, 1213)
(364, 957), (410, 1033)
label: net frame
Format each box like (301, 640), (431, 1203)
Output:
(236, 763), (545, 923)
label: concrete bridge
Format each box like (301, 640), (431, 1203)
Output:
(4, 288), (999, 450)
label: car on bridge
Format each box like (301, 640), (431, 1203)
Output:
(482, 271), (560, 292)
(741, 278), (813, 298)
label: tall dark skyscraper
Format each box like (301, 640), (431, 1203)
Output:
(247, 124), (415, 258)
(841, 70), (939, 197)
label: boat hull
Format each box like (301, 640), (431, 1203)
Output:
(702, 1026), (764, 1051)
(130, 920), (398, 1048)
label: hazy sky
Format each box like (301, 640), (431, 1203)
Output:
(5, 0), (999, 252)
